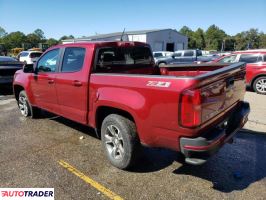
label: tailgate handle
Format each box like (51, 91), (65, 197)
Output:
(226, 78), (234, 88)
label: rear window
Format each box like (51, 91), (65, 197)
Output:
(20, 52), (29, 57)
(154, 53), (163, 58)
(0, 56), (17, 62)
(30, 52), (42, 58)
(183, 51), (194, 57)
(239, 54), (261, 63)
(95, 46), (153, 72)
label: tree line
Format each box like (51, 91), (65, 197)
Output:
(179, 25), (266, 51)
(0, 25), (266, 53)
(0, 26), (74, 53)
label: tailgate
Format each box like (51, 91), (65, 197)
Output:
(197, 62), (246, 124)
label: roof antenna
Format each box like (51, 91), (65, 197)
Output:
(120, 28), (126, 41)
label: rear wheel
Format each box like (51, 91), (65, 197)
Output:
(18, 90), (40, 118)
(253, 76), (266, 95)
(158, 62), (166, 67)
(101, 114), (140, 169)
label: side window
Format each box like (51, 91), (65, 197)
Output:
(239, 54), (260, 63)
(37, 49), (60, 73)
(183, 51), (194, 57)
(218, 55), (237, 63)
(196, 50), (202, 56)
(62, 47), (85, 72)
(173, 52), (182, 57)
(154, 53), (163, 58)
(264, 55), (266, 62)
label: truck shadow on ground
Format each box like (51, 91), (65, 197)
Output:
(46, 114), (266, 193)
(172, 129), (266, 193)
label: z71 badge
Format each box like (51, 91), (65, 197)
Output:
(146, 81), (171, 88)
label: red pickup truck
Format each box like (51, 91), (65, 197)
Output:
(13, 41), (250, 169)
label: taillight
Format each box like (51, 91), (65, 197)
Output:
(180, 89), (202, 128)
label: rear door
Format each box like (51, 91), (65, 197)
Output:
(180, 50), (195, 63)
(30, 48), (61, 112)
(55, 46), (89, 123)
(239, 53), (263, 84)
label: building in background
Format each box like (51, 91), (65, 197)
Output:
(62, 29), (188, 52)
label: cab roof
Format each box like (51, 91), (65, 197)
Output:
(52, 41), (149, 49)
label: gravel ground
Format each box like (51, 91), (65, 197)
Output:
(0, 89), (265, 200)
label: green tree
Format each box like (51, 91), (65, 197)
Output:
(2, 31), (26, 49)
(26, 33), (41, 47)
(59, 35), (74, 42)
(205, 25), (227, 50)
(259, 33), (266, 48)
(34, 28), (45, 39)
(0, 26), (7, 38)
(234, 28), (261, 50)
(224, 37), (236, 51)
(179, 26), (196, 48)
(193, 28), (205, 49)
(46, 38), (58, 46)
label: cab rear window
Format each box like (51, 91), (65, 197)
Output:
(95, 46), (153, 72)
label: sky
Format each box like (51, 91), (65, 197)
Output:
(0, 0), (266, 39)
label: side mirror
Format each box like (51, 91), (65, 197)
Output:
(23, 64), (34, 73)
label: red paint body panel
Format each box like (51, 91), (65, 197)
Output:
(13, 41), (247, 152)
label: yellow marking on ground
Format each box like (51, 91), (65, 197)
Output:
(58, 160), (124, 200)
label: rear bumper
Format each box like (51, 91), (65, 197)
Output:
(180, 101), (250, 165)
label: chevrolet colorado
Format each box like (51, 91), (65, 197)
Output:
(13, 41), (250, 169)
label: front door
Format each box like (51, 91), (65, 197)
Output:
(30, 48), (61, 112)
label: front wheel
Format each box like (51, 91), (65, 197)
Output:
(101, 114), (140, 169)
(18, 90), (40, 118)
(253, 76), (266, 95)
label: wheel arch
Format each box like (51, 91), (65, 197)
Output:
(13, 84), (25, 101)
(251, 74), (266, 89)
(95, 106), (137, 139)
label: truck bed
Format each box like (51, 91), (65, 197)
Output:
(90, 62), (246, 150)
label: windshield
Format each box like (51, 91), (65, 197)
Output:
(95, 46), (153, 72)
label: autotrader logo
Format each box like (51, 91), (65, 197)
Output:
(0, 188), (54, 199)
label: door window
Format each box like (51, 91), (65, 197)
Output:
(218, 54), (237, 63)
(183, 51), (194, 57)
(37, 49), (60, 73)
(61, 47), (86, 72)
(239, 54), (261, 63)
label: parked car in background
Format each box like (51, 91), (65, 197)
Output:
(153, 51), (173, 63)
(156, 49), (219, 66)
(18, 51), (42, 64)
(13, 41), (249, 169)
(213, 49), (266, 94)
(0, 56), (23, 85)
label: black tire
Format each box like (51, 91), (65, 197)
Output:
(101, 114), (140, 169)
(18, 90), (40, 118)
(158, 62), (166, 67)
(253, 76), (266, 95)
